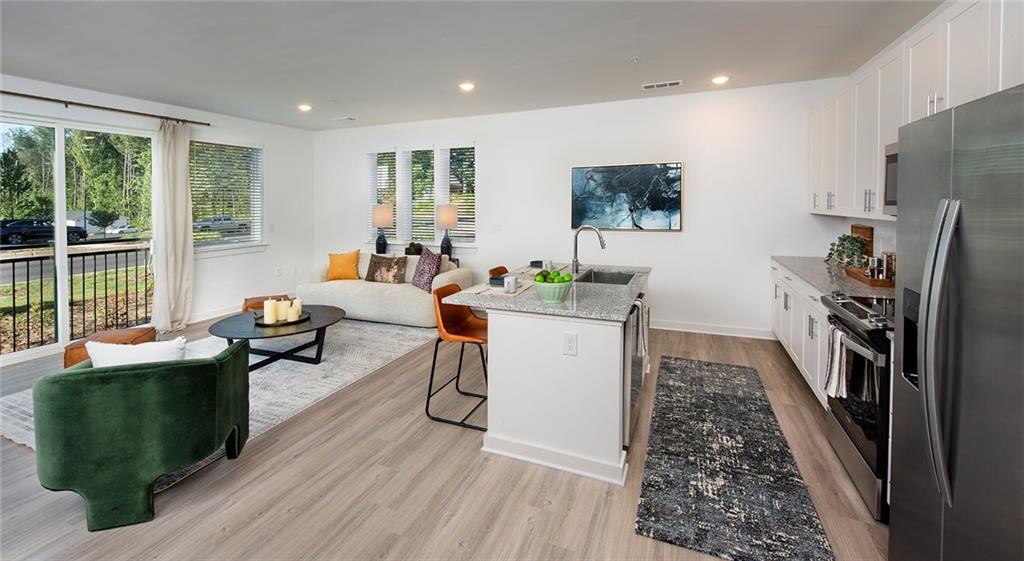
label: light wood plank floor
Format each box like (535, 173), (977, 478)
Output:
(0, 327), (887, 560)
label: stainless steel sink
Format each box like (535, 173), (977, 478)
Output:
(577, 270), (634, 285)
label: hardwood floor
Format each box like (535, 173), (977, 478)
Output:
(0, 328), (887, 561)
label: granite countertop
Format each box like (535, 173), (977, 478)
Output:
(444, 263), (650, 322)
(772, 256), (895, 299)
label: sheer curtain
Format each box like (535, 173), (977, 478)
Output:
(151, 120), (193, 332)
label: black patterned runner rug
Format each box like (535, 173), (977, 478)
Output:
(635, 357), (834, 561)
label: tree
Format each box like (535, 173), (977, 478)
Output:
(87, 208), (120, 234)
(0, 148), (32, 220)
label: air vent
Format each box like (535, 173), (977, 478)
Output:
(641, 80), (682, 91)
(331, 116), (358, 122)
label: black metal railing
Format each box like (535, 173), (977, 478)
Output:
(1, 245), (153, 355)
(0, 254), (58, 353)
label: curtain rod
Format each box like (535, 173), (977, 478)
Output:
(0, 90), (212, 127)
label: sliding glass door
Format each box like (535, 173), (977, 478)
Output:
(0, 119), (155, 358)
(64, 128), (154, 340)
(0, 122), (59, 355)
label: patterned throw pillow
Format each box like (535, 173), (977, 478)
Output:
(412, 248), (442, 292)
(366, 254), (407, 284)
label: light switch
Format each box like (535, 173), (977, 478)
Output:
(562, 332), (577, 356)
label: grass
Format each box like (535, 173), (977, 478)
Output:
(0, 266), (152, 313)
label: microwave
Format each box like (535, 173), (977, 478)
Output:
(883, 143), (898, 216)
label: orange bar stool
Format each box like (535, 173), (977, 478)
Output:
(427, 284), (488, 431)
(488, 265), (509, 278)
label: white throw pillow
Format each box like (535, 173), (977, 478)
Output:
(85, 337), (187, 368)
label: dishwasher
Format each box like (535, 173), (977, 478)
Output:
(622, 293), (649, 450)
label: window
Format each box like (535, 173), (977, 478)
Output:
(366, 146), (476, 245)
(189, 141), (263, 248)
(410, 149), (434, 241)
(448, 147), (476, 243)
(371, 152), (396, 239)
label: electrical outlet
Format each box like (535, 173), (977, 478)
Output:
(562, 332), (577, 356)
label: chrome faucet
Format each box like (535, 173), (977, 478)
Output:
(571, 224), (606, 276)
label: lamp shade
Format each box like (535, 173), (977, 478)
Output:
(372, 205), (393, 228)
(436, 204), (458, 229)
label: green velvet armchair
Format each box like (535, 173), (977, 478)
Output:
(32, 340), (250, 531)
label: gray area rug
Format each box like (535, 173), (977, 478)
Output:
(635, 357), (834, 561)
(0, 320), (435, 491)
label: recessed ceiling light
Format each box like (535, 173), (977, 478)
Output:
(297, 103), (313, 112)
(459, 82), (476, 92)
(711, 75), (730, 85)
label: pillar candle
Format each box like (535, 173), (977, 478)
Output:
(292, 298), (302, 316)
(276, 299), (291, 320)
(286, 305), (300, 322)
(263, 299), (277, 324)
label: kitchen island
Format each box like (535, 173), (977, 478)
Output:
(445, 264), (649, 485)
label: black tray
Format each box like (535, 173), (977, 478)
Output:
(253, 310), (311, 327)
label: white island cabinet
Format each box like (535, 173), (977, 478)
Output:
(444, 264), (650, 485)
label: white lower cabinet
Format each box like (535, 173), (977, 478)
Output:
(771, 262), (829, 408)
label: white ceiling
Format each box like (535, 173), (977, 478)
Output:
(0, 1), (939, 130)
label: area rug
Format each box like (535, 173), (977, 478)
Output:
(0, 320), (435, 491)
(635, 357), (834, 561)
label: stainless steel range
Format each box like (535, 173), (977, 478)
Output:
(821, 291), (895, 522)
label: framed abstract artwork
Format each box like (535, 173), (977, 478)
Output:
(570, 162), (683, 231)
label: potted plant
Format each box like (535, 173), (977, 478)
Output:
(825, 234), (868, 268)
(404, 242), (424, 255)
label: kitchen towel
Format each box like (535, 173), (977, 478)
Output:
(824, 323), (847, 399)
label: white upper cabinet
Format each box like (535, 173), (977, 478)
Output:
(807, 0), (1016, 221)
(854, 70), (880, 217)
(809, 107), (825, 212)
(834, 88), (855, 214)
(821, 99), (837, 212)
(907, 19), (946, 121)
(944, 1), (995, 107)
(1001, 0), (1023, 88)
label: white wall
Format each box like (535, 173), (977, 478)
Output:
(313, 78), (894, 338)
(1, 75), (316, 322)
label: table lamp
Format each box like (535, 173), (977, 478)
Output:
(436, 204), (457, 257)
(373, 204), (393, 254)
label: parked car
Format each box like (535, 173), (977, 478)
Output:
(105, 224), (139, 235)
(0, 219), (88, 245)
(193, 215), (250, 234)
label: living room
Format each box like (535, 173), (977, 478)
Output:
(2, 2), (1022, 561)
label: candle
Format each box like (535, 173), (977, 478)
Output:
(263, 299), (277, 324)
(292, 298), (302, 315)
(276, 299), (291, 320)
(286, 305), (300, 322)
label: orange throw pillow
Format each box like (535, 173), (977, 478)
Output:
(327, 250), (360, 280)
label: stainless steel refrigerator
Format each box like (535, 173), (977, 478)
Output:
(891, 85), (1023, 561)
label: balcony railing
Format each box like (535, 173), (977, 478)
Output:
(1, 244), (153, 355)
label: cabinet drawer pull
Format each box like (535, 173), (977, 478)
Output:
(784, 275), (793, 281)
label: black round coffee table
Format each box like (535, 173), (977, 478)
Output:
(209, 304), (346, 371)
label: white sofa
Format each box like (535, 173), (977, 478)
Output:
(296, 253), (472, 328)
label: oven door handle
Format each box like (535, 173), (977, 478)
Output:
(841, 335), (885, 364)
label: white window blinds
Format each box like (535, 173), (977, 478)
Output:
(448, 147), (476, 243)
(371, 151), (397, 239)
(189, 141), (263, 247)
(410, 149), (434, 241)
(366, 146), (475, 244)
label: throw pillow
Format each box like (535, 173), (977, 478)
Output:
(327, 250), (360, 280)
(412, 247), (442, 292)
(366, 254), (407, 284)
(86, 337), (187, 368)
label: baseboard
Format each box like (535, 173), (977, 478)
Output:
(649, 318), (775, 340)
(189, 304), (246, 324)
(188, 293), (296, 325)
(482, 432), (627, 486)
